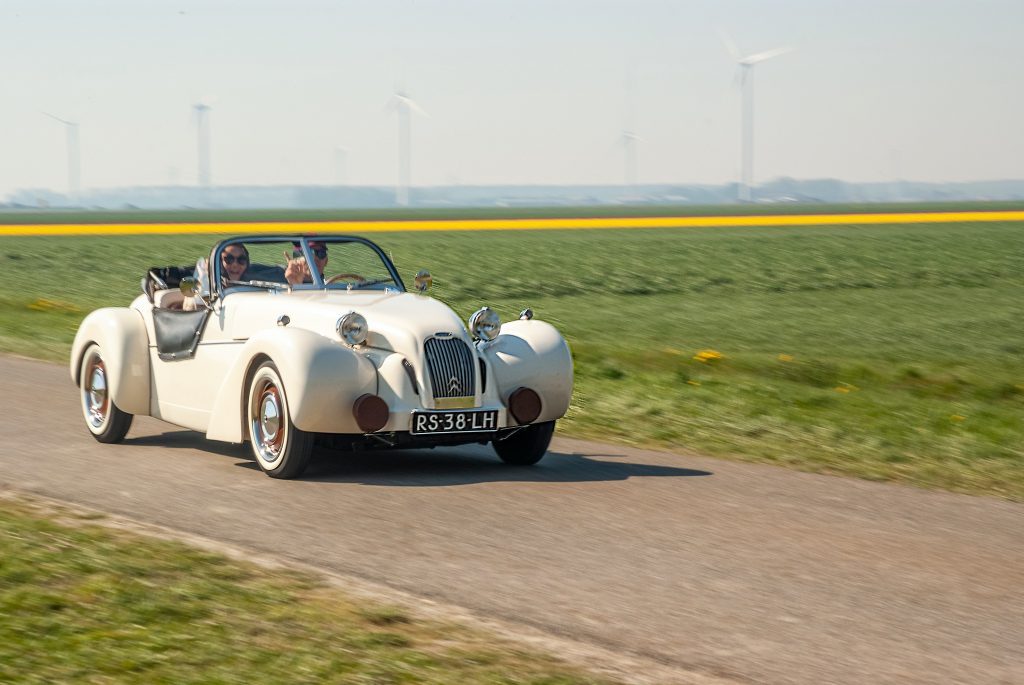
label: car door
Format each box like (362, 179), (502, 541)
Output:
(148, 294), (241, 433)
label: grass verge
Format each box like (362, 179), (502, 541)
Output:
(0, 496), (615, 685)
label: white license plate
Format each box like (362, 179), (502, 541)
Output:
(411, 409), (498, 435)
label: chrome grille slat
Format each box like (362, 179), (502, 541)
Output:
(424, 337), (476, 399)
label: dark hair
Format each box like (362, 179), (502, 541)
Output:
(223, 243), (249, 259)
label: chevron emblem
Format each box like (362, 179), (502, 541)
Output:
(447, 376), (461, 394)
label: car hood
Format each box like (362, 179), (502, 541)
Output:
(222, 289), (473, 355)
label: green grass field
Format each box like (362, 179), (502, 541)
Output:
(1, 213), (1022, 498)
(0, 497), (611, 684)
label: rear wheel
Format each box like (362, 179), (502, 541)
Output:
(246, 361), (313, 479)
(79, 344), (133, 443)
(493, 421), (555, 466)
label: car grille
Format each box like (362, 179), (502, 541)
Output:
(424, 337), (476, 399)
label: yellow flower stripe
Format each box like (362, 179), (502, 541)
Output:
(2, 210), (1024, 237)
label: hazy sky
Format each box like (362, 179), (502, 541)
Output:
(2, 0), (1023, 197)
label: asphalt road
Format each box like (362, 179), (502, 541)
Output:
(3, 355), (1022, 685)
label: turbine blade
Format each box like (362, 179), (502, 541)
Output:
(390, 92), (428, 116)
(742, 46), (794, 65)
(403, 96), (428, 117)
(42, 111), (72, 126)
(717, 29), (740, 61)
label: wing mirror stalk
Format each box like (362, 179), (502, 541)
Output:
(180, 277), (214, 310)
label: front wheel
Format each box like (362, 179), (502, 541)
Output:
(246, 361), (314, 479)
(492, 421), (555, 466)
(79, 344), (133, 443)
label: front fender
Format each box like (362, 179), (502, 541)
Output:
(70, 308), (151, 416)
(482, 319), (573, 422)
(206, 327), (377, 442)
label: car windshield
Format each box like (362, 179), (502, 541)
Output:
(315, 239), (401, 290)
(214, 236), (403, 293)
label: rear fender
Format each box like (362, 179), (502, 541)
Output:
(206, 327), (377, 442)
(69, 308), (151, 416)
(481, 319), (573, 422)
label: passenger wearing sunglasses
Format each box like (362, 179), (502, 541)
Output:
(221, 243), (251, 282)
(283, 241), (328, 285)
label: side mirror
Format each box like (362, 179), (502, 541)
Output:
(414, 270), (432, 292)
(180, 277), (202, 298)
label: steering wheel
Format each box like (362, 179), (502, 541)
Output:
(325, 273), (367, 285)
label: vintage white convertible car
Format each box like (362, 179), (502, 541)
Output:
(71, 235), (573, 478)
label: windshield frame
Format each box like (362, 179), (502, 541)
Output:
(210, 234), (406, 298)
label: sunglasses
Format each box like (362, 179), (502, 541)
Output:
(293, 248), (329, 259)
(222, 254), (249, 265)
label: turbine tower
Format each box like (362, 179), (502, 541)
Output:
(621, 130), (642, 186)
(43, 112), (80, 204)
(334, 146), (348, 186)
(721, 34), (793, 203)
(389, 90), (427, 207)
(620, 66), (642, 187)
(193, 102), (212, 189)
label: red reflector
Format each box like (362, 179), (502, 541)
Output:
(508, 387), (541, 424)
(353, 394), (389, 432)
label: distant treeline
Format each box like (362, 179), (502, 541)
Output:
(4, 178), (1024, 212)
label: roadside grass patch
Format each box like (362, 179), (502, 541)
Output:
(0, 498), (613, 685)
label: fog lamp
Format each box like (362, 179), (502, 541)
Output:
(353, 394), (389, 432)
(508, 387), (542, 424)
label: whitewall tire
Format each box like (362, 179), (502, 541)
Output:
(79, 343), (133, 443)
(246, 361), (314, 479)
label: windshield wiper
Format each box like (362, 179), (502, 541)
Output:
(352, 277), (396, 289)
(225, 279), (289, 291)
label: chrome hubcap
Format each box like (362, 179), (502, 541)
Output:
(84, 359), (108, 428)
(251, 380), (285, 465)
(260, 394), (281, 443)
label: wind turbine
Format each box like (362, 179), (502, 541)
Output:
(721, 33), (793, 203)
(620, 66), (642, 187)
(621, 130), (642, 186)
(43, 112), (80, 204)
(388, 90), (427, 207)
(334, 146), (349, 186)
(193, 102), (212, 189)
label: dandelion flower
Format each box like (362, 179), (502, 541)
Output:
(27, 298), (80, 313)
(693, 349), (724, 363)
(778, 354), (794, 362)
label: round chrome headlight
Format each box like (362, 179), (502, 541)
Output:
(469, 306), (501, 341)
(336, 312), (368, 346)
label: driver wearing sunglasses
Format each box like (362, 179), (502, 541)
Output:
(284, 240), (328, 285)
